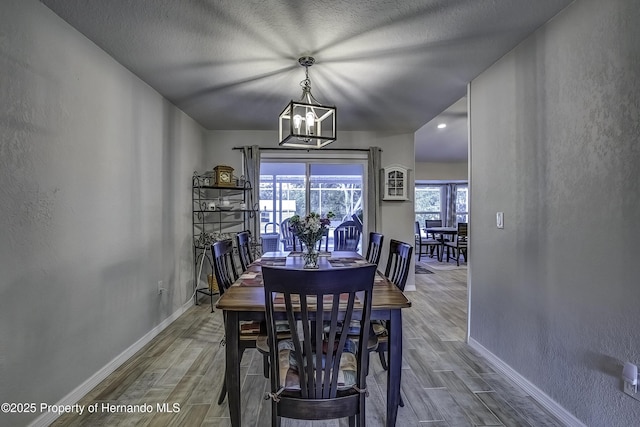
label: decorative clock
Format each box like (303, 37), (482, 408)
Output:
(382, 164), (409, 201)
(214, 165), (235, 187)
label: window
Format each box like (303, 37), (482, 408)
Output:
(415, 185), (442, 225)
(415, 183), (469, 226)
(456, 185), (469, 223)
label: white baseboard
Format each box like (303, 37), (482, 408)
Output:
(468, 337), (585, 427)
(29, 300), (194, 427)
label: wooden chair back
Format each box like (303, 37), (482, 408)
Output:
(211, 239), (238, 295)
(261, 264), (377, 425)
(425, 219), (443, 238)
(425, 219), (442, 228)
(457, 222), (468, 241)
(444, 222), (468, 265)
(384, 239), (414, 291)
(365, 232), (384, 266)
(236, 231), (254, 272)
(333, 220), (361, 251)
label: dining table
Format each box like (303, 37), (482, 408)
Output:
(425, 226), (458, 261)
(216, 250), (412, 427)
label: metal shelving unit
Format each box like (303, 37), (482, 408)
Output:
(192, 171), (255, 311)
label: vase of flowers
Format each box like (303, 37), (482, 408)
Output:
(288, 211), (335, 268)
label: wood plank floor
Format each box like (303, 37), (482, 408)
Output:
(51, 258), (565, 427)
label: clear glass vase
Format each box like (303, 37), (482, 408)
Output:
(302, 246), (319, 269)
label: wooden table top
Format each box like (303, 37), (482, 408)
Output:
(216, 251), (412, 312)
(425, 227), (458, 233)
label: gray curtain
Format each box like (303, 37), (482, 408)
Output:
(242, 145), (260, 239)
(367, 147), (382, 234)
(444, 183), (458, 227)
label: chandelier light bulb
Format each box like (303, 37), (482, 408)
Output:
(305, 111), (315, 135)
(293, 114), (303, 133)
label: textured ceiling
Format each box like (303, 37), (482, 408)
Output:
(40, 0), (572, 162)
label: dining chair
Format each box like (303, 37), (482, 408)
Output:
(212, 239), (268, 405)
(279, 218), (299, 251)
(368, 239), (413, 408)
(333, 220), (361, 251)
(445, 222), (468, 266)
(415, 221), (441, 261)
(365, 232), (384, 266)
(235, 230), (254, 272)
(261, 264), (377, 427)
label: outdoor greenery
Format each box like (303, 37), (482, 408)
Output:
(415, 186), (441, 224)
(415, 184), (469, 225)
(259, 177), (362, 226)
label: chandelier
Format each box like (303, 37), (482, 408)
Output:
(278, 56), (337, 148)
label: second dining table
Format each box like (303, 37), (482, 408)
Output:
(216, 250), (412, 427)
(425, 226), (458, 261)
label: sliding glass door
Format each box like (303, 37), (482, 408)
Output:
(259, 159), (365, 252)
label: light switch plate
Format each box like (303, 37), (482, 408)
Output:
(624, 380), (640, 401)
(496, 212), (504, 229)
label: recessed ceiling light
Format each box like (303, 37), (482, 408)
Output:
(437, 123), (447, 129)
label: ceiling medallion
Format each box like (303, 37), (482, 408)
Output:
(278, 56), (337, 149)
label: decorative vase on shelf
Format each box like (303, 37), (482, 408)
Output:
(302, 245), (319, 269)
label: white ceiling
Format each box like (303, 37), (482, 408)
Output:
(40, 0), (572, 162)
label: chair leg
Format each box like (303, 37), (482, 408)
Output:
(263, 354), (269, 378)
(271, 401), (280, 427)
(217, 379), (227, 405)
(357, 397), (366, 426)
(378, 350), (405, 409)
(378, 349), (388, 371)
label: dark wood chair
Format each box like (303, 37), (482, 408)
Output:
(383, 239), (413, 291)
(365, 232), (384, 266)
(316, 227), (329, 251)
(279, 218), (299, 251)
(236, 230), (254, 272)
(212, 239), (267, 405)
(415, 221), (441, 261)
(333, 220), (361, 251)
(372, 239), (413, 408)
(445, 222), (468, 266)
(261, 264), (377, 426)
(212, 239), (239, 295)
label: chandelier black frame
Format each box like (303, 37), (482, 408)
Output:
(278, 56), (337, 148)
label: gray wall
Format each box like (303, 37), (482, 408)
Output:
(0, 2), (205, 426)
(469, 0), (640, 425)
(415, 161), (468, 181)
